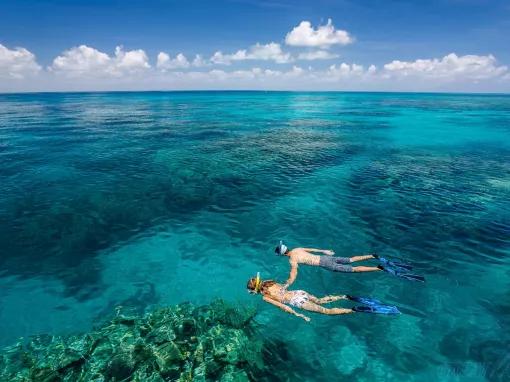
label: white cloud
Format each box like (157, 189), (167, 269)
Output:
(297, 50), (339, 60)
(157, 52), (190, 71)
(51, 45), (110, 75)
(1, 42), (509, 93)
(114, 46), (150, 71)
(249, 43), (292, 63)
(173, 65), (309, 84)
(323, 53), (509, 84)
(192, 54), (207, 67)
(286, 65), (305, 77)
(0, 43), (41, 79)
(156, 52), (170, 68)
(157, 52), (207, 70)
(210, 42), (292, 65)
(50, 45), (150, 77)
(327, 63), (368, 79)
(210, 49), (245, 65)
(383, 53), (508, 80)
(285, 19), (353, 48)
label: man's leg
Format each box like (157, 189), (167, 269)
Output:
(348, 253), (380, 272)
(320, 256), (378, 273)
(349, 253), (376, 263)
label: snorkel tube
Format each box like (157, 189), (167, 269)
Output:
(247, 272), (263, 294)
(254, 272), (262, 293)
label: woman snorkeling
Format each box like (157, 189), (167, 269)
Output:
(247, 273), (400, 321)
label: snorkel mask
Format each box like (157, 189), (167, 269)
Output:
(275, 240), (288, 256)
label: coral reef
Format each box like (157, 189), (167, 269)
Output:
(0, 299), (266, 381)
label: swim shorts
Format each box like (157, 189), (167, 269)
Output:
(319, 256), (353, 272)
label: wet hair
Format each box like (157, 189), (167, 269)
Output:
(246, 278), (276, 293)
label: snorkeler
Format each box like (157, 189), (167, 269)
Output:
(275, 241), (425, 286)
(247, 273), (400, 321)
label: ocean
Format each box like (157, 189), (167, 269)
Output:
(0, 91), (509, 381)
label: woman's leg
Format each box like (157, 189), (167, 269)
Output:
(301, 301), (353, 315)
(308, 294), (348, 304)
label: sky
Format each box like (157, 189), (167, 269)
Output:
(1, 0), (509, 92)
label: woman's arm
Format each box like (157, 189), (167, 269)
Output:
(262, 296), (310, 321)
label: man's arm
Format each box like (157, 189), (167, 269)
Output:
(263, 296), (310, 321)
(301, 248), (335, 255)
(285, 261), (299, 287)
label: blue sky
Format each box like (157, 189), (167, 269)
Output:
(1, 0), (509, 92)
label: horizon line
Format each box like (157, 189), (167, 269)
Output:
(1, 89), (509, 96)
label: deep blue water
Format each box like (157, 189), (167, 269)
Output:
(0, 91), (509, 381)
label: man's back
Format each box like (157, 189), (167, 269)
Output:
(287, 248), (321, 266)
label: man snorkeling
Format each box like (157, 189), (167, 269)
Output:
(247, 273), (400, 322)
(275, 241), (425, 287)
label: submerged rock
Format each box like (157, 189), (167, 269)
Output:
(0, 299), (263, 382)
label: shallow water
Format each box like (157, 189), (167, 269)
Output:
(0, 91), (509, 381)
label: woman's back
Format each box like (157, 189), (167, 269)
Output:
(264, 282), (306, 304)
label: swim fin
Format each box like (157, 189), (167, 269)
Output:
(377, 256), (414, 271)
(352, 305), (401, 315)
(379, 265), (426, 282)
(346, 295), (382, 306)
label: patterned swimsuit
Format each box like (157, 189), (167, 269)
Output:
(271, 286), (310, 308)
(287, 290), (309, 308)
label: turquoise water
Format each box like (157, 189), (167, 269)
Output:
(0, 91), (509, 381)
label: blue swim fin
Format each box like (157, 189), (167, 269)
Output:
(346, 295), (382, 306)
(377, 256), (413, 271)
(352, 305), (401, 315)
(379, 265), (426, 282)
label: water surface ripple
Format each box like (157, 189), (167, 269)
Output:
(0, 92), (509, 381)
